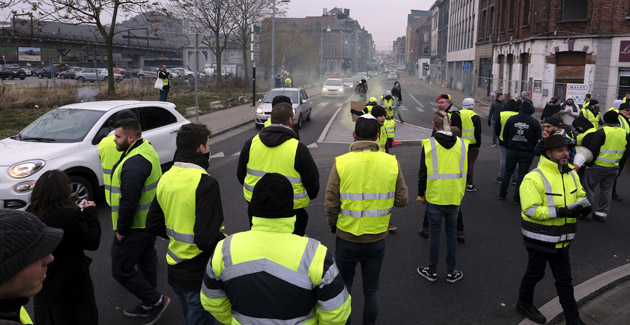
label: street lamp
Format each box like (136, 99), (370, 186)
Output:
(271, 0), (290, 86)
(319, 24), (331, 81)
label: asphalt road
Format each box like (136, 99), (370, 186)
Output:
(30, 75), (630, 324)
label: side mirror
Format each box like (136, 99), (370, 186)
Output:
(258, 99), (262, 103)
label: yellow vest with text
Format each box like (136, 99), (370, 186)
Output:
(243, 135), (310, 208)
(335, 150), (398, 236)
(594, 126), (627, 167)
(459, 109), (478, 145)
(499, 111), (518, 141)
(98, 135), (123, 206)
(580, 107), (599, 129)
(157, 166), (207, 265)
(422, 137), (468, 205)
(110, 140), (162, 230)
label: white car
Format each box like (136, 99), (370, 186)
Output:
(0, 101), (190, 209)
(322, 78), (345, 98)
(75, 68), (123, 82)
(255, 88), (312, 129)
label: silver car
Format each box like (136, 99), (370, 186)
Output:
(75, 68), (123, 82)
(255, 88), (312, 129)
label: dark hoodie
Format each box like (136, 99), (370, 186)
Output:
(417, 132), (458, 196)
(504, 100), (541, 153)
(494, 99), (520, 143)
(237, 125), (319, 200)
(540, 97), (561, 121)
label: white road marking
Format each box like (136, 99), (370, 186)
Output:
(210, 152), (225, 159)
(307, 143), (318, 148)
(416, 106), (424, 112)
(232, 152), (240, 156)
(317, 96), (353, 143)
(401, 106), (408, 111)
(317, 102), (328, 107)
(409, 93), (425, 109)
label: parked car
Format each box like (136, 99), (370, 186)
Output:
(171, 67), (194, 79)
(255, 88), (312, 129)
(58, 67), (83, 79)
(75, 68), (123, 82)
(22, 66), (32, 76)
(0, 101), (191, 209)
(0, 67), (27, 80)
(387, 72), (398, 80)
(342, 78), (354, 88)
(321, 78), (345, 98)
(36, 66), (59, 78)
(137, 67), (159, 80)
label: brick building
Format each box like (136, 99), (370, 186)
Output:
(405, 10), (431, 77)
(430, 0), (450, 86)
(474, 0), (499, 99)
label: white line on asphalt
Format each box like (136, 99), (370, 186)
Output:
(317, 102), (328, 107)
(409, 93), (425, 109)
(317, 96), (353, 143)
(232, 152), (240, 156)
(416, 106), (424, 112)
(401, 106), (408, 111)
(210, 151), (225, 159)
(307, 143), (318, 148)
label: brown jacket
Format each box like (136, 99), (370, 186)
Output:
(325, 141), (408, 243)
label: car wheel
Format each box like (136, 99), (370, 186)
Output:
(306, 108), (311, 122)
(77, 76), (85, 82)
(296, 113), (303, 129)
(69, 175), (94, 203)
(59, 74), (66, 79)
(138, 75), (144, 80)
(8, 75), (13, 80)
(20, 77), (25, 80)
(38, 74), (43, 79)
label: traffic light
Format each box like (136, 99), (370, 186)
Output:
(423, 63), (429, 70)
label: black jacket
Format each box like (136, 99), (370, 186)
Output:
(504, 101), (541, 153)
(540, 101), (561, 121)
(446, 105), (463, 131)
(237, 125), (319, 201)
(0, 298), (27, 324)
(494, 101), (520, 144)
(147, 150), (225, 291)
(111, 139), (153, 236)
(417, 132), (458, 197)
(391, 86), (402, 101)
(488, 100), (504, 126)
(158, 69), (170, 89)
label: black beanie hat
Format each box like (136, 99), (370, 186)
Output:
(251, 173), (294, 218)
(272, 95), (292, 107)
(371, 105), (387, 118)
(603, 110), (619, 124)
(589, 99), (599, 106)
(544, 117), (560, 127)
(355, 115), (379, 139)
(0, 209), (63, 284)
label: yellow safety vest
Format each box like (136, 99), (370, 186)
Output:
(110, 140), (162, 230)
(520, 155), (587, 249)
(594, 126), (627, 167)
(364, 104), (375, 115)
(384, 119), (395, 140)
(381, 97), (394, 117)
(335, 150), (398, 235)
(377, 126), (388, 152)
(583, 100), (590, 108)
(576, 127), (597, 146)
(284, 77), (292, 86)
(459, 109), (478, 145)
(20, 306), (32, 325)
(422, 136), (468, 205)
(160, 70), (169, 86)
(98, 135), (123, 206)
(580, 107), (599, 129)
(499, 111), (518, 141)
(264, 118), (271, 127)
(243, 135), (310, 209)
(619, 115), (630, 134)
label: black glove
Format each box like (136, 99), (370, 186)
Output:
(556, 207), (571, 219)
(580, 205), (592, 217)
(569, 205), (584, 218)
(487, 119), (492, 127)
(330, 226), (337, 234)
(350, 109), (362, 116)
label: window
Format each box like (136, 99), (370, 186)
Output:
(424, 32), (429, 42)
(523, 0), (531, 26)
(329, 47), (336, 57)
(140, 107), (176, 131)
(423, 46), (429, 56)
(562, 0), (587, 21)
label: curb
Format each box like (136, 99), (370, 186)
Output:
(518, 263), (630, 324)
(209, 119), (253, 138)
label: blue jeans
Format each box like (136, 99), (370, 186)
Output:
(335, 237), (385, 325)
(500, 149), (534, 202)
(426, 203), (459, 274)
(159, 87), (170, 101)
(175, 290), (216, 325)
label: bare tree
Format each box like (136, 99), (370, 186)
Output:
(0, 0), (18, 9)
(173, 0), (235, 86)
(229, 0), (274, 81)
(30, 0), (153, 95)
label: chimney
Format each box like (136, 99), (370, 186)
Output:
(344, 9), (350, 17)
(323, 8), (327, 16)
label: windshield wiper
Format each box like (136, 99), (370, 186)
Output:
(21, 137), (57, 142)
(10, 133), (22, 140)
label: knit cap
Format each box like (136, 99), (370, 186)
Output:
(251, 173), (294, 218)
(462, 98), (474, 109)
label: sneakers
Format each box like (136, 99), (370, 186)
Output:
(417, 267), (437, 282)
(123, 303), (150, 318)
(466, 184), (478, 192)
(493, 177), (502, 184)
(387, 224), (398, 231)
(143, 295), (171, 325)
(594, 214), (607, 223)
(446, 270), (464, 283)
(515, 303), (547, 324)
(491, 143), (497, 148)
(419, 227), (428, 237)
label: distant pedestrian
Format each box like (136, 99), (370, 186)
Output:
(521, 91), (531, 102)
(460, 98), (482, 192)
(158, 64), (170, 102)
(560, 98), (580, 126)
(355, 78), (368, 101)
(494, 99), (520, 183)
(27, 170), (101, 325)
(391, 81), (404, 123)
(540, 97), (561, 122)
(579, 99), (602, 129)
(488, 93), (505, 147)
(623, 91), (630, 104)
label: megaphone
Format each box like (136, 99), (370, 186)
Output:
(573, 146), (593, 168)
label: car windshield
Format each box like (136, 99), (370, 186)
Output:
(325, 79), (343, 86)
(263, 90), (297, 103)
(15, 108), (105, 143)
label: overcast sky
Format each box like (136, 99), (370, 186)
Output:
(285, 0), (434, 51)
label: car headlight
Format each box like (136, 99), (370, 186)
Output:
(8, 160), (45, 179)
(322, 87), (327, 91)
(256, 107), (263, 114)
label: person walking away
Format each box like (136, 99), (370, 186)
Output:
(27, 170), (101, 325)
(488, 93), (504, 147)
(533, 117), (576, 164)
(611, 103), (630, 201)
(0, 210), (63, 325)
(579, 99), (601, 129)
(202, 173), (351, 324)
(560, 98), (580, 127)
(370, 106), (390, 154)
(355, 79), (368, 101)
(325, 114), (408, 324)
(237, 102), (319, 236)
(460, 98), (482, 192)
(99, 109), (137, 206)
(580, 110), (630, 222)
(516, 134), (591, 325)
(391, 81), (404, 123)
(109, 118), (170, 324)
(158, 64), (170, 102)
(147, 124), (225, 325)
(499, 100), (541, 204)
(494, 99), (520, 183)
(540, 97), (561, 122)
(417, 111), (467, 284)
(380, 91), (396, 147)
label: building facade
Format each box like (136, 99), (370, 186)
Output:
(430, 0), (450, 86)
(446, 0), (479, 95)
(474, 0), (498, 99)
(405, 11), (432, 78)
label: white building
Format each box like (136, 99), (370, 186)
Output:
(445, 0), (478, 95)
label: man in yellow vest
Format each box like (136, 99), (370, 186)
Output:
(0, 210), (62, 325)
(98, 109), (136, 206)
(516, 134), (591, 325)
(283, 75), (292, 87)
(380, 91), (396, 146)
(417, 111), (467, 284)
(110, 118), (170, 323)
(202, 173), (351, 324)
(623, 91), (630, 104)
(371, 106), (390, 154)
(237, 102), (319, 236)
(325, 114), (408, 324)
(611, 103), (630, 201)
(581, 110), (630, 222)
(579, 98), (601, 129)
(158, 64), (170, 102)
(460, 98), (482, 192)
(582, 93), (591, 108)
(147, 124), (224, 325)
(493, 99), (519, 183)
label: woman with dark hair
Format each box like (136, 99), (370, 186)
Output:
(27, 170), (101, 325)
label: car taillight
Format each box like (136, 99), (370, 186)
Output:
(11, 70), (17, 73)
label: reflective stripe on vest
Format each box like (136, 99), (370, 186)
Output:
(157, 166), (207, 265)
(595, 126), (627, 167)
(499, 111), (518, 141)
(580, 108), (599, 129)
(423, 137), (468, 205)
(98, 135), (122, 206)
(243, 135), (310, 208)
(110, 140), (162, 230)
(459, 109), (478, 144)
(335, 150), (398, 235)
